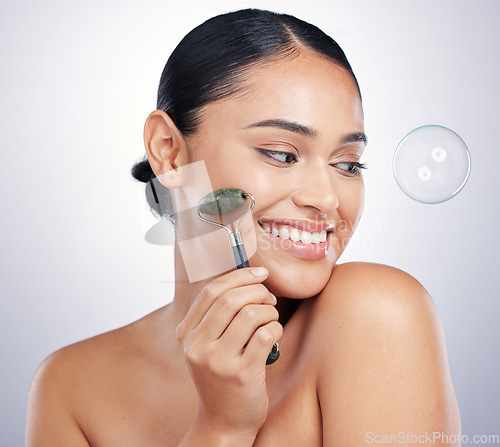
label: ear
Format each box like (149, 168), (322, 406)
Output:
(143, 110), (189, 188)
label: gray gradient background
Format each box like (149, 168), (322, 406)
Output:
(1, 0), (499, 444)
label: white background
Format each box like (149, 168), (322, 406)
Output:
(1, 0), (499, 444)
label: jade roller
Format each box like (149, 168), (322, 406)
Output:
(197, 188), (280, 365)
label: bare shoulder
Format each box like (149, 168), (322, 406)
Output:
(309, 262), (461, 446)
(310, 261), (444, 371)
(26, 323), (140, 446)
(325, 260), (432, 300)
(313, 261), (438, 328)
(33, 322), (138, 387)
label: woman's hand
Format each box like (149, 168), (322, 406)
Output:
(175, 266), (282, 442)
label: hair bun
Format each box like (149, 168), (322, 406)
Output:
(131, 157), (154, 183)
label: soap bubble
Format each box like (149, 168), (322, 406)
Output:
(393, 125), (471, 204)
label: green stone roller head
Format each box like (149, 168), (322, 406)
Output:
(197, 187), (249, 216)
(197, 187), (280, 366)
(197, 188), (253, 269)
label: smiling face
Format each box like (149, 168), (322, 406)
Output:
(182, 49), (366, 298)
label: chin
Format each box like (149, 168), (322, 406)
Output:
(261, 263), (334, 299)
(248, 232), (341, 297)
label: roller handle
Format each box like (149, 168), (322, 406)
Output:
(230, 237), (250, 269)
(228, 232), (280, 365)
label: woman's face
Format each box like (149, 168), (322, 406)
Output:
(185, 49), (365, 298)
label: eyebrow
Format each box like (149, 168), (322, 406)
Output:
(342, 132), (368, 145)
(243, 118), (367, 146)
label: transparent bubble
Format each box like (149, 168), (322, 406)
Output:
(393, 125), (471, 204)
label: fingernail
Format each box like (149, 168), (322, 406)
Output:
(271, 293), (277, 304)
(251, 267), (268, 277)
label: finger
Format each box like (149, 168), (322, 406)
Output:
(242, 320), (283, 368)
(193, 284), (276, 341)
(218, 303), (279, 356)
(176, 267), (268, 339)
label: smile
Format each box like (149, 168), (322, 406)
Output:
(257, 220), (334, 261)
(260, 222), (327, 244)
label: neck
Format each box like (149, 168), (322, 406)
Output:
(169, 243), (222, 327)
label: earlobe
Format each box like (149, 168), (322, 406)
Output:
(143, 109), (187, 188)
(156, 169), (183, 189)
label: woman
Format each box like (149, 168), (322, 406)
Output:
(26, 9), (460, 446)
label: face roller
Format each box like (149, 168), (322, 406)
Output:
(197, 188), (280, 365)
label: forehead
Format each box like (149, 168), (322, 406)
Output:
(195, 50), (364, 139)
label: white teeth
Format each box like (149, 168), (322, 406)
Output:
(278, 226), (289, 239)
(261, 222), (328, 245)
(289, 228), (301, 242)
(311, 232), (321, 244)
(300, 231), (312, 244)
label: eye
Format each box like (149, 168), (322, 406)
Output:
(257, 149), (298, 165)
(332, 162), (367, 176)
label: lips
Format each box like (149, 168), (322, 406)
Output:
(257, 219), (333, 261)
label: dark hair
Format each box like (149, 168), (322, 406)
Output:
(131, 8), (360, 222)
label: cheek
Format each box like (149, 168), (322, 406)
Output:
(199, 148), (264, 192)
(244, 169), (278, 194)
(215, 161), (281, 205)
(338, 179), (365, 228)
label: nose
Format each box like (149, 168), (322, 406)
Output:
(290, 165), (339, 214)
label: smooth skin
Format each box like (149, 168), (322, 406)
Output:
(26, 48), (460, 446)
